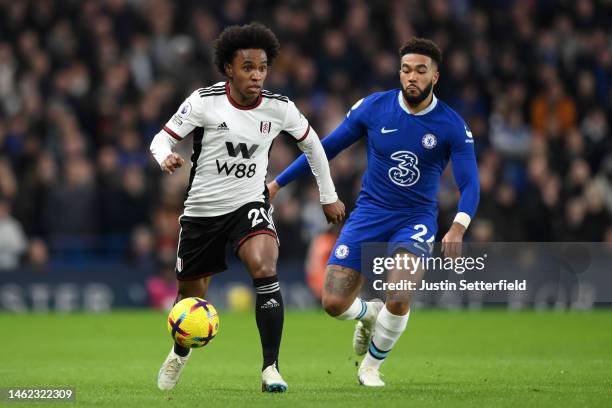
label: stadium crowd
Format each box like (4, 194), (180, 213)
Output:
(0, 0), (611, 271)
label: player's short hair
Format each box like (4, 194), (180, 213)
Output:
(214, 23), (280, 76)
(399, 38), (442, 67)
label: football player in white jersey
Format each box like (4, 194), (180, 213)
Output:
(150, 23), (345, 392)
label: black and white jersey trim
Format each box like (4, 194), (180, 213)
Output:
(261, 90), (289, 102)
(198, 91), (225, 98)
(198, 85), (225, 98)
(198, 84), (224, 93)
(199, 91), (225, 98)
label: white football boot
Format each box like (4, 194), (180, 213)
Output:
(157, 347), (191, 390)
(358, 366), (385, 387)
(261, 364), (288, 392)
(353, 300), (384, 355)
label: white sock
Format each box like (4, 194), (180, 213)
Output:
(336, 297), (377, 322)
(360, 305), (410, 370)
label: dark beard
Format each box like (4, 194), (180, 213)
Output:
(402, 81), (433, 106)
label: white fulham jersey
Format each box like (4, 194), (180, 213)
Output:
(162, 82), (311, 217)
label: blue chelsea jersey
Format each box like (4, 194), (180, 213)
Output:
(276, 89), (480, 219)
(349, 90), (476, 216)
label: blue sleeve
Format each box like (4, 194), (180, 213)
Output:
(449, 123), (480, 218)
(276, 102), (366, 187)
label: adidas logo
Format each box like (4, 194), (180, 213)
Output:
(261, 298), (280, 309)
(217, 122), (229, 130)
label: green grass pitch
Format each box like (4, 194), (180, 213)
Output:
(1, 310), (611, 407)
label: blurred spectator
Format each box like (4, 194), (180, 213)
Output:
(0, 157), (17, 200)
(563, 197), (589, 241)
(596, 157), (612, 214)
(492, 183), (524, 241)
(43, 155), (98, 236)
(25, 238), (49, 271)
(0, 199), (27, 269)
(523, 156), (563, 241)
(489, 102), (532, 159)
(470, 219), (495, 243)
(128, 225), (156, 271)
(530, 78), (577, 136)
(117, 165), (152, 233)
(13, 151), (57, 236)
(582, 183), (610, 240)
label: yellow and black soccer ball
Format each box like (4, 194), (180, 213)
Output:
(167, 297), (219, 348)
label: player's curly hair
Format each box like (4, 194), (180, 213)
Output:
(214, 23), (280, 76)
(399, 38), (443, 67)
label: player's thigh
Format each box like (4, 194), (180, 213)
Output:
(328, 208), (393, 273)
(237, 233), (279, 279)
(176, 216), (229, 280)
(230, 201), (279, 279)
(177, 276), (212, 300)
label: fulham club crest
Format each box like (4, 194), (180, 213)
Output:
(260, 121), (272, 135)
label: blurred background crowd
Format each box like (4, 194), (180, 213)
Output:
(1, 0), (611, 278)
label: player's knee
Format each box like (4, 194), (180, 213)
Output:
(322, 294), (348, 317)
(385, 300), (410, 316)
(249, 261), (277, 279)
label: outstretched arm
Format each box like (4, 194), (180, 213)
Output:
(274, 117), (364, 188)
(275, 100), (353, 223)
(295, 127), (338, 204)
(296, 127), (346, 223)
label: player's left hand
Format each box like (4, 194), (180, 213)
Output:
(322, 199), (346, 224)
(441, 223), (465, 259)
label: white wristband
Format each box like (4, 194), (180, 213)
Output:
(453, 212), (471, 229)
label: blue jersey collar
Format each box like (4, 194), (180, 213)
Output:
(398, 91), (438, 116)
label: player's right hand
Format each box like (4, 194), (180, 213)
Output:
(267, 180), (281, 201)
(322, 199), (346, 224)
(161, 153), (185, 174)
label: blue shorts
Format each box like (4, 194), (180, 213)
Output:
(329, 207), (437, 273)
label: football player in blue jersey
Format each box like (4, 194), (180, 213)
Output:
(267, 38), (479, 386)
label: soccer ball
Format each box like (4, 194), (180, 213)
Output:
(167, 297), (219, 348)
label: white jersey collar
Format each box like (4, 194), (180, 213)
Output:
(398, 90), (438, 116)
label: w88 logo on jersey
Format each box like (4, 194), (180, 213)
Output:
(215, 141), (258, 178)
(216, 160), (257, 178)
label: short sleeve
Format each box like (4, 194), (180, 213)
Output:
(162, 91), (205, 140)
(282, 101), (310, 142)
